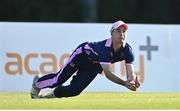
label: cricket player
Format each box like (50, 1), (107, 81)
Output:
(30, 20), (141, 99)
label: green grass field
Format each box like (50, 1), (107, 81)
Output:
(0, 92), (180, 109)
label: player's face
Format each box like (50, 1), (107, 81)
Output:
(112, 26), (127, 44)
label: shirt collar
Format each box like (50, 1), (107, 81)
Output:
(105, 38), (112, 47)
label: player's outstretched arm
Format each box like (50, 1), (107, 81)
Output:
(101, 64), (136, 91)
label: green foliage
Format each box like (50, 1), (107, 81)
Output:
(0, 0), (180, 23)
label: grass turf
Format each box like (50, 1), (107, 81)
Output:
(0, 92), (180, 109)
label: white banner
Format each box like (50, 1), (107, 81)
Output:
(0, 22), (180, 92)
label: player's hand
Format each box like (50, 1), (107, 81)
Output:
(124, 76), (141, 91)
(134, 76), (141, 88)
(124, 80), (136, 91)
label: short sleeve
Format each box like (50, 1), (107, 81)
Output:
(125, 46), (135, 64)
(98, 47), (111, 64)
(92, 38), (112, 65)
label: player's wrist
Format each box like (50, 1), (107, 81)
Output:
(126, 73), (136, 81)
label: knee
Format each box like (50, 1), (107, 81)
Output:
(54, 86), (82, 98)
(69, 89), (82, 97)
